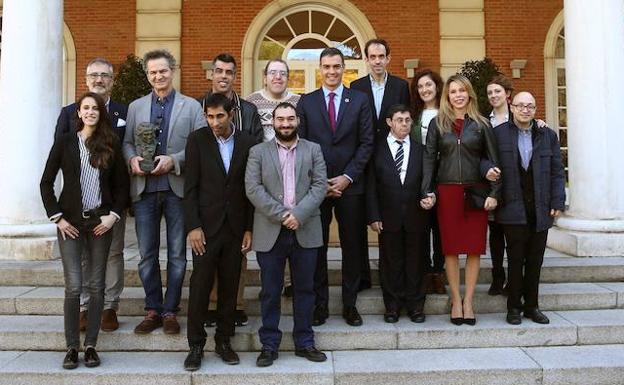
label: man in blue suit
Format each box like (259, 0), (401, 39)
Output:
(297, 47), (374, 327)
(54, 57), (128, 332)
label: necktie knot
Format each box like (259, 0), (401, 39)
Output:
(329, 92), (336, 100)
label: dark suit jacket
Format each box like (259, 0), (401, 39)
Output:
(40, 133), (129, 225)
(297, 86), (374, 195)
(183, 127), (255, 238)
(54, 100), (128, 142)
(366, 136), (428, 233)
(351, 74), (410, 138)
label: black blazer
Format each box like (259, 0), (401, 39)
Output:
(183, 127), (255, 237)
(54, 100), (128, 142)
(366, 136), (428, 233)
(40, 133), (129, 225)
(297, 86), (374, 195)
(351, 74), (410, 138)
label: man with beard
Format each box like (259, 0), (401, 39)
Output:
(245, 102), (328, 367)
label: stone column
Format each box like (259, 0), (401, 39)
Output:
(547, 0), (624, 256)
(0, 0), (64, 260)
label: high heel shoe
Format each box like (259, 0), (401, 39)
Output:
(450, 301), (463, 325)
(462, 301), (476, 326)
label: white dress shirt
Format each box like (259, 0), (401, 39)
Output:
(387, 133), (410, 184)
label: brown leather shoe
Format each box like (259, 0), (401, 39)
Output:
(162, 314), (180, 334)
(431, 273), (447, 295)
(79, 311), (88, 332)
(134, 311), (162, 334)
(101, 309), (119, 332)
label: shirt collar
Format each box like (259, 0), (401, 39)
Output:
(369, 72), (388, 87)
(276, 136), (299, 151)
(214, 124), (236, 143)
(152, 89), (176, 104)
(322, 84), (344, 99)
(387, 132), (409, 145)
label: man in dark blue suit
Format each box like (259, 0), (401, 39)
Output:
(297, 47), (374, 327)
(54, 58), (129, 332)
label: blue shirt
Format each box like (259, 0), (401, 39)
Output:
(145, 90), (176, 193)
(518, 123), (533, 171)
(215, 126), (235, 174)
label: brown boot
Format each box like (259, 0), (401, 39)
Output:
(101, 309), (119, 332)
(163, 314), (180, 335)
(423, 273), (434, 294)
(134, 311), (162, 334)
(79, 311), (88, 332)
(431, 273), (447, 295)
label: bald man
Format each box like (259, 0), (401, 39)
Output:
(487, 91), (565, 325)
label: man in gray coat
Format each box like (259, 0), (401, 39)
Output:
(123, 49), (205, 335)
(245, 102), (328, 367)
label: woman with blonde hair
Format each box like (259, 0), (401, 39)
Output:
(421, 74), (501, 325)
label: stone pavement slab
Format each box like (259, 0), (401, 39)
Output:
(555, 309), (624, 345)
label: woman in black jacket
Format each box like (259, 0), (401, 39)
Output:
(421, 75), (500, 326)
(40, 92), (129, 369)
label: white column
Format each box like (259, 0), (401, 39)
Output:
(0, 0), (64, 260)
(547, 0), (624, 256)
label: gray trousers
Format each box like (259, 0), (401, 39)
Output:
(80, 212), (126, 311)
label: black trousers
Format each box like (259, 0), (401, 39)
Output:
(379, 228), (426, 312)
(489, 221), (506, 283)
(424, 209), (444, 273)
(187, 225), (242, 347)
(316, 194), (367, 308)
(503, 224), (548, 311)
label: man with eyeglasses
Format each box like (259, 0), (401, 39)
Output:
(486, 91), (565, 326)
(197, 53), (262, 328)
(123, 49), (205, 335)
(247, 59), (300, 298)
(54, 58), (128, 333)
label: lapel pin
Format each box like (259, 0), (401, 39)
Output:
(114, 111), (119, 116)
(345, 98), (350, 103)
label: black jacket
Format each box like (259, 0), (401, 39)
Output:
(198, 92), (263, 143)
(40, 133), (129, 225)
(182, 128), (255, 237)
(54, 100), (128, 142)
(494, 120), (566, 232)
(422, 116), (501, 198)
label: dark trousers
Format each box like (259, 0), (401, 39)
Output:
(424, 209), (444, 273)
(379, 228), (426, 312)
(317, 194), (367, 308)
(257, 229), (317, 351)
(489, 220), (506, 284)
(503, 224), (548, 311)
(187, 225), (242, 347)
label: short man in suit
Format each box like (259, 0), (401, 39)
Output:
(490, 92), (565, 325)
(246, 102), (328, 367)
(198, 53), (263, 327)
(54, 57), (129, 332)
(123, 49), (205, 335)
(297, 47), (374, 326)
(367, 104), (429, 323)
(182, 93), (255, 370)
(351, 38), (411, 292)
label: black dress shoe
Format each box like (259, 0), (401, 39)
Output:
(383, 311), (399, 323)
(343, 306), (363, 326)
(312, 304), (328, 326)
(463, 317), (476, 326)
(488, 281), (505, 296)
(283, 285), (293, 298)
(256, 349), (278, 367)
(450, 316), (464, 325)
(184, 345), (204, 371)
(62, 348), (78, 370)
(295, 346), (327, 362)
(524, 309), (550, 324)
(506, 309), (522, 325)
(408, 310), (426, 323)
(215, 341), (240, 365)
(83, 346), (100, 368)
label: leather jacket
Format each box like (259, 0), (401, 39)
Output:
(421, 115), (501, 198)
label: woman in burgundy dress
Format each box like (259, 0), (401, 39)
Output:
(420, 74), (501, 325)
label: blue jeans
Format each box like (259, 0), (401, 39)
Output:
(134, 191), (187, 314)
(257, 229), (317, 352)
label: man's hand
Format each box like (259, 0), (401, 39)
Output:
(93, 214), (117, 236)
(326, 184), (343, 198)
(550, 209), (561, 217)
(241, 231), (252, 254)
(57, 218), (79, 240)
(484, 197), (498, 211)
(369, 221), (383, 234)
(485, 167), (501, 182)
(282, 212), (300, 230)
(536, 119), (547, 128)
(130, 156), (147, 176)
(328, 175), (351, 192)
(151, 155), (174, 175)
(188, 227), (206, 255)
(420, 194), (436, 210)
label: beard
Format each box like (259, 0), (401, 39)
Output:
(274, 126), (298, 142)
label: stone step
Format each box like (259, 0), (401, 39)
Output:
(0, 254), (622, 287)
(1, 282), (622, 317)
(1, 345), (623, 385)
(1, 310), (624, 352)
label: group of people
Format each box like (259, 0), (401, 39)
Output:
(39, 38), (566, 371)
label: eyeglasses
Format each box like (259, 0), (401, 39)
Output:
(267, 70), (288, 77)
(87, 73), (112, 80)
(511, 104), (536, 112)
(392, 117), (413, 125)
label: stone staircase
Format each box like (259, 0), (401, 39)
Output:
(0, 238), (623, 384)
